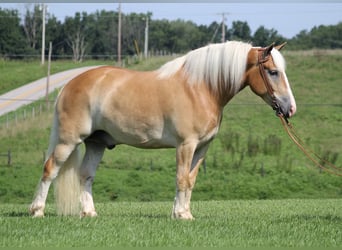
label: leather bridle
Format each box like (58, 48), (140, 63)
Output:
(257, 48), (287, 122)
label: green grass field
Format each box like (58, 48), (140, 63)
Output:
(1, 200), (341, 247)
(0, 52), (340, 203)
(0, 51), (341, 247)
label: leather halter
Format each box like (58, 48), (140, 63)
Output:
(257, 48), (285, 120)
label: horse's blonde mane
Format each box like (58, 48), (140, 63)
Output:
(157, 41), (252, 95)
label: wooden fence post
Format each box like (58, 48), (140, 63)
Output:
(43, 151), (46, 163)
(7, 149), (11, 166)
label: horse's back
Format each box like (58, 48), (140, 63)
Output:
(61, 66), (133, 93)
(58, 66), (141, 111)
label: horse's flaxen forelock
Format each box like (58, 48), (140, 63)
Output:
(157, 41), (252, 95)
(271, 49), (286, 72)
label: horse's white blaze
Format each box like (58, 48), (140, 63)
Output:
(271, 49), (297, 116)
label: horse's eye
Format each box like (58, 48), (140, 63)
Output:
(268, 70), (278, 77)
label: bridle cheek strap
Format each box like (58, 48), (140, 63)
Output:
(257, 48), (283, 118)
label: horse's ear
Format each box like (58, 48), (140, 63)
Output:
(275, 42), (287, 51)
(263, 42), (275, 58)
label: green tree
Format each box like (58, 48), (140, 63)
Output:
(310, 23), (342, 49)
(63, 12), (90, 62)
(252, 26), (285, 47)
(168, 20), (203, 52)
(3, 5), (342, 61)
(230, 21), (252, 42)
(87, 10), (118, 59)
(122, 12), (146, 55)
(22, 4), (42, 52)
(289, 22), (342, 50)
(0, 8), (27, 57)
(149, 19), (171, 52)
(45, 15), (64, 58)
(289, 30), (312, 50)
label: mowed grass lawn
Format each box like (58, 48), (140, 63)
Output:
(1, 199), (341, 247)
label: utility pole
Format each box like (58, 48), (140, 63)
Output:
(144, 13), (149, 59)
(220, 12), (229, 43)
(46, 41), (52, 109)
(41, 3), (46, 65)
(117, 3), (122, 66)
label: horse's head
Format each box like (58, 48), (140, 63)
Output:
(245, 43), (296, 118)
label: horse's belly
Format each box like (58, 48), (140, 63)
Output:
(112, 131), (177, 149)
(99, 116), (178, 149)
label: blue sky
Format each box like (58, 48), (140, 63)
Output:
(1, 2), (342, 38)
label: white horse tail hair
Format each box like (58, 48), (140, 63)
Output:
(47, 110), (82, 216)
(54, 146), (82, 216)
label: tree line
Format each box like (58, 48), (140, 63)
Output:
(0, 5), (341, 61)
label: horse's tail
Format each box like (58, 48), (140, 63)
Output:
(48, 110), (82, 216)
(54, 146), (82, 216)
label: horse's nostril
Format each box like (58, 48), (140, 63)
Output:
(289, 105), (296, 117)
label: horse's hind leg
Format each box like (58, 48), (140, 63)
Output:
(79, 141), (106, 217)
(29, 157), (54, 217)
(29, 143), (77, 217)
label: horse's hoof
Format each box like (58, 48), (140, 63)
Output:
(32, 211), (45, 218)
(80, 211), (98, 218)
(29, 204), (45, 218)
(172, 211), (194, 220)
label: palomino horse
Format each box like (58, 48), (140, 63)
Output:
(30, 41), (296, 219)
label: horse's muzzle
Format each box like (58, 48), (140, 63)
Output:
(275, 96), (296, 119)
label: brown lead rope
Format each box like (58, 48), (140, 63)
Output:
(282, 117), (342, 172)
(278, 114), (342, 177)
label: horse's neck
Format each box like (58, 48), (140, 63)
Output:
(215, 81), (246, 107)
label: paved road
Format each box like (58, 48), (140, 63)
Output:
(0, 66), (100, 116)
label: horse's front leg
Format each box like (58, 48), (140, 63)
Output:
(173, 142), (210, 220)
(79, 141), (106, 217)
(172, 141), (200, 220)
